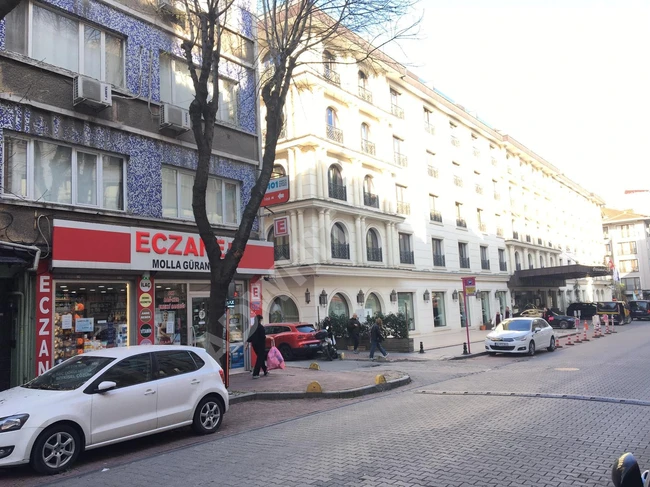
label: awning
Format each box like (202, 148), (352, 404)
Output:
(0, 244), (34, 267)
(509, 264), (611, 288)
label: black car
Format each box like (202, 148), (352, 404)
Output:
(566, 302), (598, 320)
(628, 300), (650, 321)
(545, 311), (576, 329)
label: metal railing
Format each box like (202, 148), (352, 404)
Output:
(456, 218), (467, 228)
(400, 250), (414, 264)
(460, 257), (470, 268)
(326, 124), (343, 143)
(358, 86), (372, 103)
(481, 259), (490, 270)
(391, 104), (404, 119)
(499, 261), (507, 272)
(367, 247), (382, 262)
(397, 201), (410, 215)
(394, 153), (408, 167)
(424, 122), (435, 135)
(328, 182), (347, 201)
(323, 68), (340, 86)
(331, 242), (350, 259)
(274, 244), (290, 261)
(430, 211), (442, 223)
(433, 254), (446, 267)
(427, 166), (439, 178)
(363, 191), (379, 208)
(361, 139), (376, 155)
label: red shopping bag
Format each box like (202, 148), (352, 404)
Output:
(266, 340), (285, 370)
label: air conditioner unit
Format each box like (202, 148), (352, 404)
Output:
(160, 103), (191, 134)
(158, 0), (182, 16)
(73, 76), (112, 110)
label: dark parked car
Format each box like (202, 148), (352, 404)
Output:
(545, 311), (576, 329)
(263, 323), (321, 360)
(629, 300), (650, 320)
(566, 302), (598, 320)
(597, 301), (631, 325)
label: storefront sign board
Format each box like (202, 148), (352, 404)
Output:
(36, 260), (53, 375)
(75, 318), (94, 333)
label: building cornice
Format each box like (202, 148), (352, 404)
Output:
(262, 198), (405, 223)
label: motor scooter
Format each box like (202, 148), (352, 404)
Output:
(612, 453), (650, 487)
(314, 326), (338, 360)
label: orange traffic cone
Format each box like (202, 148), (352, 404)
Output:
(566, 334), (574, 346)
(605, 321), (611, 335)
(556, 336), (563, 348)
(583, 321), (590, 341)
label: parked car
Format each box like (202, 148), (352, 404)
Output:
(596, 301), (631, 325)
(545, 311), (576, 329)
(0, 345), (228, 475)
(518, 308), (543, 318)
(263, 323), (321, 360)
(485, 318), (556, 356)
(566, 302), (598, 320)
(629, 300), (650, 321)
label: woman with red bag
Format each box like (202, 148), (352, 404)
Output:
(245, 315), (268, 379)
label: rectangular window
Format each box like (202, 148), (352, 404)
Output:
(5, 2), (125, 86)
(2, 135), (124, 210)
(160, 55), (196, 109)
(622, 277), (641, 291)
(161, 166), (240, 225)
(398, 233), (413, 264)
(480, 246), (490, 270)
(459, 242), (470, 268)
(617, 242), (637, 255)
(620, 259), (639, 273)
(432, 238), (445, 267)
(432, 292), (446, 327)
(480, 246), (488, 261)
(397, 292), (415, 330)
(217, 79), (239, 125)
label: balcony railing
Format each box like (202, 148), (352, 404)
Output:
(363, 191), (379, 208)
(274, 244), (290, 261)
(394, 153), (408, 167)
(479, 223), (487, 233)
(400, 250), (414, 264)
(454, 176), (463, 187)
(451, 135), (460, 147)
(494, 192), (500, 200)
(367, 247), (382, 262)
(328, 182), (347, 201)
(361, 139), (376, 155)
(391, 104), (404, 119)
(397, 201), (410, 215)
(424, 122), (435, 135)
(526, 234), (531, 243)
(481, 259), (490, 270)
(499, 261), (507, 272)
(358, 86), (372, 103)
(513, 231), (519, 240)
(496, 227), (504, 237)
(456, 218), (467, 228)
(331, 242), (350, 259)
(460, 257), (470, 268)
(323, 68), (340, 86)
(475, 184), (483, 195)
(427, 166), (439, 178)
(430, 211), (442, 223)
(433, 254), (446, 267)
(326, 124), (343, 143)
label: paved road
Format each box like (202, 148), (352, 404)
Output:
(7, 323), (650, 486)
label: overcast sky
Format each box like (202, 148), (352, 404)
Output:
(394, 0), (650, 207)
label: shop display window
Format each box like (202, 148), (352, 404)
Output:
(54, 283), (129, 365)
(155, 283), (188, 345)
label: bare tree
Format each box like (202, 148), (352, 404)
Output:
(180, 0), (417, 368)
(0, 0), (20, 20)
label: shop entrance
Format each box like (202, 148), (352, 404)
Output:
(0, 280), (16, 391)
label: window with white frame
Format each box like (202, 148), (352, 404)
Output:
(160, 55), (196, 110)
(161, 166), (239, 225)
(216, 78), (239, 125)
(5, 1), (124, 87)
(2, 135), (125, 210)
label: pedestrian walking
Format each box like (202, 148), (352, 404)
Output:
(542, 307), (552, 322)
(369, 317), (388, 361)
(494, 310), (502, 326)
(347, 313), (361, 353)
(505, 306), (511, 319)
(245, 314), (268, 379)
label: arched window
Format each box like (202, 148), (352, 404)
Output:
(322, 50), (335, 71)
(550, 257), (555, 267)
(272, 164), (286, 177)
(528, 253), (534, 269)
(363, 175), (375, 194)
(269, 295), (299, 323)
(328, 165), (345, 200)
(328, 165), (343, 186)
(365, 292), (382, 317)
(366, 228), (382, 262)
(358, 70), (368, 89)
(361, 123), (370, 141)
(540, 256), (545, 268)
(328, 292), (349, 318)
(331, 222), (349, 259)
(515, 251), (521, 269)
(326, 107), (338, 128)
(268, 227), (290, 261)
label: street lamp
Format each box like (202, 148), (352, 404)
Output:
(357, 289), (365, 305)
(423, 290), (430, 302)
(305, 289), (311, 304)
(390, 289), (397, 303)
(475, 289), (481, 299)
(452, 290), (459, 301)
(319, 290), (328, 306)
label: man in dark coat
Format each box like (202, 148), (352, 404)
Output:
(347, 313), (361, 354)
(246, 315), (268, 378)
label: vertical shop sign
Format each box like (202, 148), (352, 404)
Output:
(137, 274), (154, 345)
(36, 261), (53, 375)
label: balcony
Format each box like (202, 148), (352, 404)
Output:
(323, 68), (340, 86)
(513, 231), (519, 240)
(397, 201), (410, 215)
(475, 184), (483, 195)
(358, 86), (372, 103)
(326, 124), (343, 143)
(274, 244), (290, 261)
(481, 259), (490, 270)
(454, 176), (463, 187)
(526, 234), (531, 243)
(363, 191), (379, 208)
(361, 139), (376, 155)
(456, 218), (467, 228)
(394, 152), (408, 167)
(430, 210), (442, 223)
(331, 242), (350, 259)
(424, 122), (435, 135)
(391, 104), (404, 119)
(499, 261), (507, 272)
(494, 192), (500, 200)
(460, 257), (470, 268)
(496, 227), (504, 237)
(427, 166), (439, 178)
(433, 254), (446, 267)
(451, 135), (460, 147)
(328, 182), (347, 201)
(367, 247), (382, 262)
(479, 223), (487, 233)
(400, 250), (414, 265)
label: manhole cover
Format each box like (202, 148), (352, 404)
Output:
(554, 367), (579, 371)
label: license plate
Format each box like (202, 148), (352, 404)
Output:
(308, 343), (319, 348)
(493, 342), (509, 347)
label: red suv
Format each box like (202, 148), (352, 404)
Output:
(263, 323), (320, 360)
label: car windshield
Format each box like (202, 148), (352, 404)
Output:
(296, 325), (316, 333)
(23, 355), (115, 391)
(597, 302), (618, 312)
(495, 319), (532, 332)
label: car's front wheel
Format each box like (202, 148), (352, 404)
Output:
(31, 423), (82, 475)
(278, 344), (293, 361)
(547, 337), (556, 352)
(559, 321), (568, 329)
(527, 340), (536, 356)
(192, 395), (224, 435)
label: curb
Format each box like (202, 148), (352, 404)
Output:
(229, 374), (412, 404)
(448, 351), (489, 360)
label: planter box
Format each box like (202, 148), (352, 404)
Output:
(336, 336), (414, 353)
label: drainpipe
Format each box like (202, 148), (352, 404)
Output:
(8, 291), (24, 386)
(0, 241), (41, 271)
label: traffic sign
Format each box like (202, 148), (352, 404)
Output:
(261, 176), (290, 207)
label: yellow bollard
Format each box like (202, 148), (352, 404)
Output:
(308, 362), (320, 370)
(375, 374), (387, 385)
(306, 381), (322, 393)
(340, 352), (345, 360)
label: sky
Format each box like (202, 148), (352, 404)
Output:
(392, 0), (650, 208)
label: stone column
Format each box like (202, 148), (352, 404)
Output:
(290, 211), (298, 265)
(297, 209), (304, 264)
(360, 217), (367, 264)
(322, 158), (329, 199)
(318, 209), (326, 263)
(288, 149), (296, 202)
(324, 210), (332, 263)
(385, 221), (393, 266)
(355, 216), (362, 264)
(315, 155), (324, 199)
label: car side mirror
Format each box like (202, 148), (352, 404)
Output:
(534, 327), (541, 333)
(96, 381), (117, 393)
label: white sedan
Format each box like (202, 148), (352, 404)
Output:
(0, 345), (229, 475)
(485, 318), (556, 356)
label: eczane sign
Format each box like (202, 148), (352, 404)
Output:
(261, 176), (289, 207)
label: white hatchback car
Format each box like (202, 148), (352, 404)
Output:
(485, 317), (556, 356)
(0, 345), (228, 475)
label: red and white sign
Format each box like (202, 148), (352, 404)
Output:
(52, 220), (274, 275)
(273, 217), (290, 237)
(36, 261), (53, 375)
(261, 176), (289, 207)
